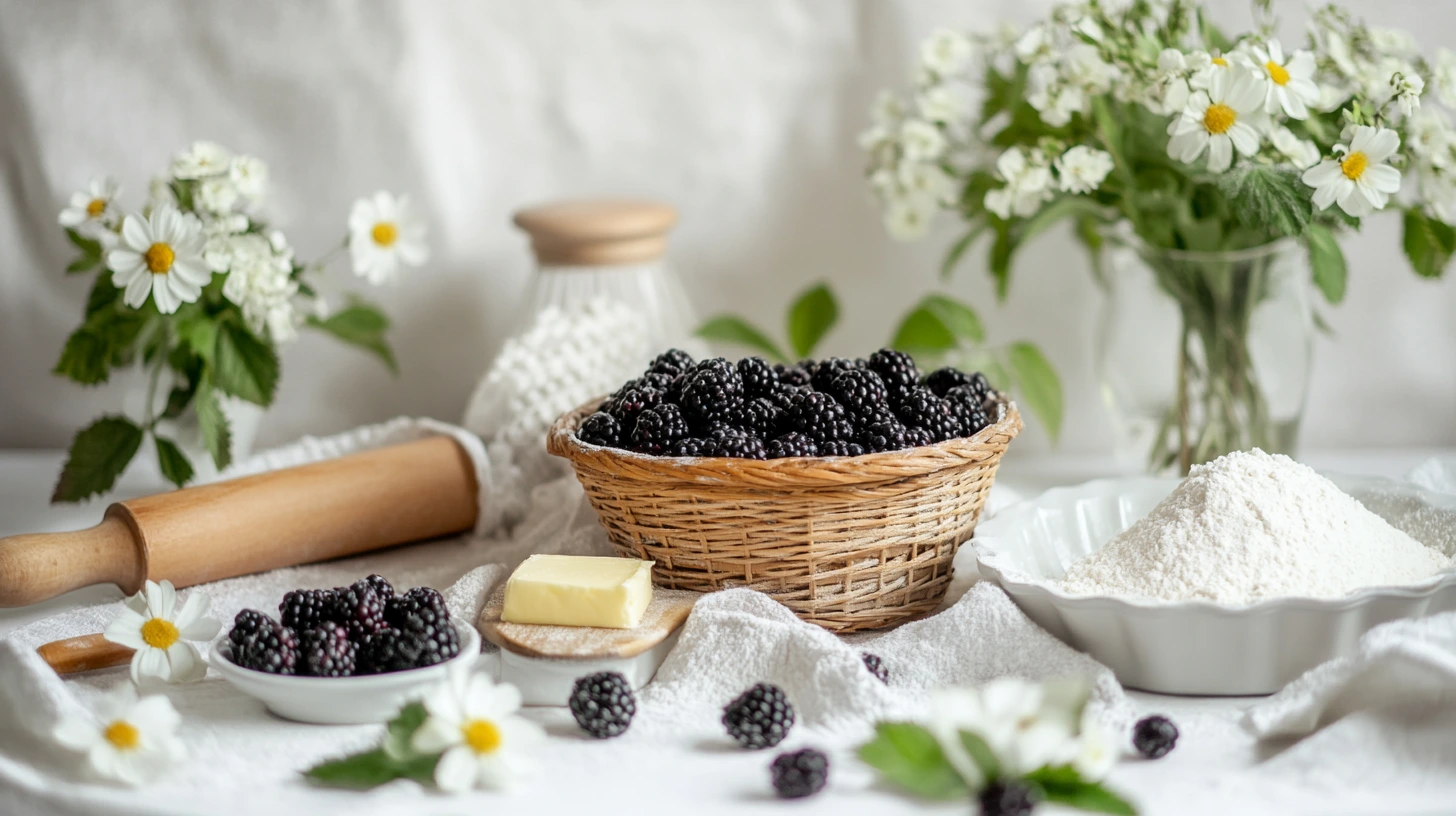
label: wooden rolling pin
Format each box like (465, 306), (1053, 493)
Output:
(0, 436), (479, 609)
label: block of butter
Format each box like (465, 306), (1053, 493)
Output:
(501, 555), (655, 629)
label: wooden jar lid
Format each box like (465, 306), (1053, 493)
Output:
(512, 199), (677, 267)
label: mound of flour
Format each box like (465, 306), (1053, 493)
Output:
(1059, 449), (1453, 603)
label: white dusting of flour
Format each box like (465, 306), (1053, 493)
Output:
(1060, 450), (1454, 603)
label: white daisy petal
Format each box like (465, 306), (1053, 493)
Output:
(1363, 163), (1403, 193)
(122, 269), (153, 309)
(411, 716), (463, 754)
(152, 276), (181, 315)
(433, 746), (478, 793)
(1228, 122), (1260, 156)
(165, 642), (204, 683)
(134, 646), (168, 683)
(1364, 129), (1401, 163)
(52, 716), (100, 751)
(104, 608), (150, 649)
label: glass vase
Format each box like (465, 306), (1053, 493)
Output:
(1095, 238), (1314, 475)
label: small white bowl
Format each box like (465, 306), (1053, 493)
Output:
(974, 474), (1456, 695)
(211, 622), (481, 724)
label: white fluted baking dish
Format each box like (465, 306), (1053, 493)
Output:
(974, 474), (1456, 695)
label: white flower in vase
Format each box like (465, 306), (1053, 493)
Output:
(884, 193), (938, 240)
(348, 191), (429, 285)
(58, 176), (122, 236)
(917, 85), (969, 126)
(984, 147), (1052, 219)
(1269, 127), (1322, 170)
(920, 28), (973, 77)
(1054, 146), (1114, 194)
(52, 684), (186, 786)
(222, 233), (300, 343)
(1187, 50), (1249, 91)
(411, 670), (545, 792)
(1248, 40), (1319, 119)
(107, 204), (212, 314)
(197, 176), (239, 214)
(1166, 66), (1265, 173)
(1435, 50), (1456, 109)
(898, 119), (947, 162)
(899, 160), (956, 204)
(170, 140), (233, 179)
(1408, 109), (1456, 168)
(103, 579), (221, 684)
(229, 155), (269, 202)
(1391, 72), (1425, 118)
(1302, 125), (1403, 217)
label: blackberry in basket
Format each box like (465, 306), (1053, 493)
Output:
(738, 356), (781, 397)
(726, 396), (782, 437)
(809, 357), (863, 392)
(786, 392), (855, 443)
(604, 383), (663, 431)
(826, 368), (889, 420)
(923, 367), (973, 397)
(680, 358), (744, 422)
(766, 432), (818, 459)
(946, 385), (992, 436)
(577, 411), (622, 448)
(647, 348), (696, 378)
(774, 362), (812, 388)
(894, 386), (961, 442)
(631, 403), (690, 455)
(819, 439), (866, 457)
(670, 436), (719, 457)
(860, 419), (912, 453)
(867, 348), (920, 393)
(712, 427), (768, 460)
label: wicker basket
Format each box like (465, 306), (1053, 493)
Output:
(546, 398), (1023, 632)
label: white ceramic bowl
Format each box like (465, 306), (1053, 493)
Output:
(974, 474), (1456, 695)
(211, 623), (481, 723)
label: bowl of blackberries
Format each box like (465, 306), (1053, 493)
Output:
(211, 575), (481, 725)
(561, 348), (1009, 461)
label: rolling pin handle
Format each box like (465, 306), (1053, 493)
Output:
(0, 515), (143, 608)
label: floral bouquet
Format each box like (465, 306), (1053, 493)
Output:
(52, 141), (428, 501)
(863, 0), (1452, 471)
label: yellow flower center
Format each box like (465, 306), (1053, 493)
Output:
(144, 243), (175, 275)
(1203, 103), (1237, 135)
(1211, 56), (1228, 67)
(1341, 150), (1369, 180)
(462, 719), (502, 754)
(86, 198), (107, 217)
(140, 617), (180, 649)
(1265, 60), (1290, 86)
(370, 222), (398, 247)
(104, 721), (140, 750)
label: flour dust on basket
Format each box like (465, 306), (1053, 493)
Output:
(1058, 450), (1453, 603)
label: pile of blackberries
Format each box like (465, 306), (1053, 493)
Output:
(576, 349), (1000, 459)
(227, 575), (460, 677)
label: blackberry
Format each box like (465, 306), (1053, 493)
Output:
(818, 439), (866, 457)
(861, 652), (889, 684)
(786, 392), (855, 443)
(232, 619), (299, 675)
(826, 369), (889, 420)
(774, 363), (812, 388)
(630, 403), (690, 455)
(809, 357), (863, 392)
(946, 385), (992, 437)
(765, 383), (805, 413)
(279, 588), (336, 632)
(680, 359), (744, 423)
(577, 412), (622, 448)
(859, 404), (900, 428)
(923, 367), (973, 397)
(737, 356), (781, 397)
(229, 609), (273, 645)
(640, 372), (676, 392)
(770, 748), (829, 799)
(299, 621), (357, 677)
(860, 420), (912, 453)
(978, 779), (1037, 816)
(669, 437), (719, 457)
(722, 683), (795, 749)
(726, 396), (782, 437)
(1133, 715), (1179, 759)
(647, 348), (696, 378)
(603, 384), (663, 432)
(867, 349), (920, 394)
(330, 580), (388, 640)
(359, 629), (411, 673)
(712, 428), (768, 460)
(384, 587), (460, 668)
(569, 671), (637, 739)
(968, 371), (994, 400)
(362, 574), (395, 601)
(904, 427), (934, 447)
(894, 386), (961, 442)
(766, 432), (818, 458)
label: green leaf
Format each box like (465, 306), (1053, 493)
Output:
(383, 701), (430, 759)
(1217, 166), (1312, 238)
(303, 748), (438, 791)
(941, 223), (987, 280)
(66, 256), (100, 274)
(891, 294), (986, 356)
(306, 304), (398, 373)
(785, 283), (838, 359)
(178, 317), (218, 366)
(857, 722), (967, 801)
(1076, 215), (1106, 288)
(989, 223), (1013, 300)
(51, 416), (144, 503)
(958, 730), (1001, 781)
(53, 330), (111, 385)
(1026, 766), (1137, 816)
(85, 275), (120, 317)
(1008, 342), (1063, 442)
(65, 228), (103, 259)
(695, 315), (789, 363)
(161, 385), (195, 420)
(1402, 207), (1456, 279)
(194, 383), (233, 472)
(153, 436), (195, 489)
(919, 294), (984, 344)
(213, 322), (280, 406)
(1306, 224), (1347, 304)
(1017, 196), (1108, 249)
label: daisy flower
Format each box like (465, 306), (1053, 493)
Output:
(106, 205), (211, 314)
(1301, 126), (1403, 218)
(1054, 146), (1114, 194)
(103, 579), (220, 685)
(58, 176), (122, 236)
(171, 140), (233, 179)
(347, 191), (429, 285)
(1248, 40), (1319, 119)
(1166, 65), (1265, 173)
(410, 670), (544, 793)
(52, 684), (186, 786)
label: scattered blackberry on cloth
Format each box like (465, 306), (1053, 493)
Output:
(723, 683), (795, 749)
(648, 348), (696, 378)
(631, 403), (690, 455)
(861, 652), (889, 684)
(826, 368), (889, 419)
(229, 609), (272, 645)
(279, 588), (335, 631)
(766, 432), (818, 459)
(577, 412), (622, 448)
(1133, 715), (1179, 759)
(300, 621), (357, 677)
(923, 367), (973, 396)
(786, 392), (855, 443)
(569, 671), (637, 738)
(738, 356), (781, 397)
(978, 779), (1038, 816)
(330, 580), (388, 640)
(867, 348), (920, 393)
(232, 617), (299, 675)
(770, 748), (829, 799)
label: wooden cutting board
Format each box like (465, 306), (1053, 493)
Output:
(478, 585), (699, 659)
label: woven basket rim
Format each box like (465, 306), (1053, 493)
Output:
(546, 395), (1023, 488)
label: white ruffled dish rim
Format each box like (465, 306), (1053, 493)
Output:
(974, 474), (1456, 695)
